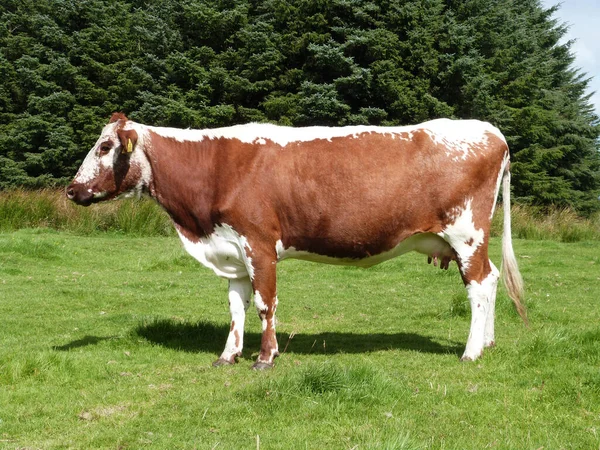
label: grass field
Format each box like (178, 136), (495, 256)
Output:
(0, 228), (599, 449)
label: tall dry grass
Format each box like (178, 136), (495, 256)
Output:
(0, 189), (174, 236)
(491, 203), (600, 242)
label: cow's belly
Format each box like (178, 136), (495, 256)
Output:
(176, 224), (252, 279)
(276, 233), (454, 268)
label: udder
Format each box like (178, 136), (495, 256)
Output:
(411, 233), (457, 270)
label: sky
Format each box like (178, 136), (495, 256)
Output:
(541, 0), (600, 116)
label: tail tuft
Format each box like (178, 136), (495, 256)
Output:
(501, 169), (528, 326)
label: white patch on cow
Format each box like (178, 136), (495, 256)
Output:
(73, 122), (118, 184)
(438, 199), (485, 272)
(92, 191), (108, 199)
(261, 315), (269, 332)
(254, 291), (267, 312)
(146, 118), (500, 149)
(176, 224), (254, 279)
(462, 268), (498, 361)
(275, 233), (454, 268)
(424, 119), (504, 161)
(74, 151), (100, 184)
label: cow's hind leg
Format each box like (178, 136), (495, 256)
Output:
(458, 246), (500, 361)
(483, 260), (499, 348)
(440, 199), (499, 361)
(213, 277), (252, 366)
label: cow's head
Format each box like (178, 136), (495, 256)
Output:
(66, 113), (151, 206)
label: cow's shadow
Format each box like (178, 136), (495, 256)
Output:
(132, 319), (463, 357)
(53, 320), (463, 357)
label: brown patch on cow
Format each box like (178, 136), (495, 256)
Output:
(234, 329), (241, 349)
(144, 131), (225, 238)
(110, 112), (128, 123)
(230, 320), (235, 332)
(465, 237), (474, 246)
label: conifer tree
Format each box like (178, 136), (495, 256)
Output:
(0, 0), (598, 212)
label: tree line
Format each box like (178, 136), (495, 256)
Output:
(1, 0), (598, 213)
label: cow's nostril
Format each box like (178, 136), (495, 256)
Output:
(66, 187), (75, 199)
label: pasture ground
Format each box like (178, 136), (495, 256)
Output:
(0, 229), (599, 449)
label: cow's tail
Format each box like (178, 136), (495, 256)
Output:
(501, 166), (528, 325)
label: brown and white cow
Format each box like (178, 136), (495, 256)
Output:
(67, 113), (526, 369)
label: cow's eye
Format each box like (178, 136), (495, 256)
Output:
(98, 145), (112, 156)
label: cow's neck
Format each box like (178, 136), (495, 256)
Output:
(144, 128), (219, 239)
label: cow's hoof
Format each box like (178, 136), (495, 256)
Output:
(484, 340), (496, 348)
(212, 357), (235, 367)
(460, 351), (483, 362)
(251, 361), (274, 370)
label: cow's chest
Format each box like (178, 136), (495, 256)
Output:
(176, 224), (252, 279)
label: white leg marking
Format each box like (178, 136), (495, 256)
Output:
(219, 277), (252, 362)
(254, 290), (269, 332)
(484, 261), (500, 348)
(254, 290), (267, 312)
(462, 269), (498, 361)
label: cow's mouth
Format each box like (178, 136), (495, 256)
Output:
(66, 184), (109, 206)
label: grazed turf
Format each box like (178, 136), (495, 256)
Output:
(0, 229), (598, 449)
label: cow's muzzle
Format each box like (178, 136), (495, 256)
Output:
(66, 183), (94, 206)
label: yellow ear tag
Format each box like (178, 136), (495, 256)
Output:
(126, 139), (133, 153)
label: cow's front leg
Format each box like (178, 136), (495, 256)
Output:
(251, 254), (279, 370)
(213, 277), (252, 366)
(460, 259), (499, 361)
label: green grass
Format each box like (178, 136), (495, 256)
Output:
(0, 229), (599, 449)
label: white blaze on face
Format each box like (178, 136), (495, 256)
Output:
(73, 122), (120, 184)
(439, 199), (485, 272)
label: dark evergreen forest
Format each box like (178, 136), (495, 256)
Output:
(1, 0), (599, 213)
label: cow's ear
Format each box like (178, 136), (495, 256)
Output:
(116, 129), (138, 154)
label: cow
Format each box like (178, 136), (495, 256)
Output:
(67, 113), (526, 369)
